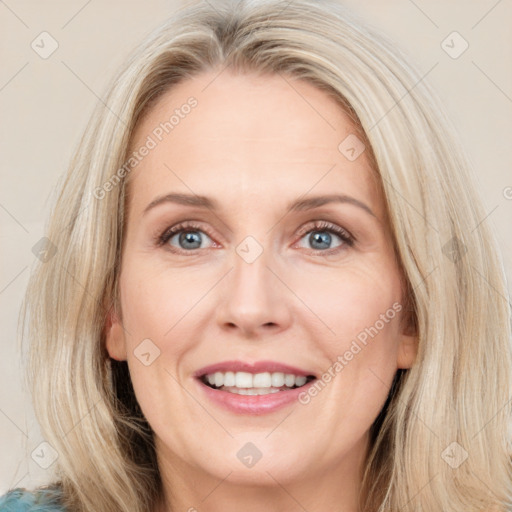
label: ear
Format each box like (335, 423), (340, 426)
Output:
(393, 287), (419, 369)
(397, 332), (418, 369)
(396, 305), (418, 369)
(104, 305), (127, 361)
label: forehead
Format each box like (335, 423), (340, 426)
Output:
(126, 70), (383, 218)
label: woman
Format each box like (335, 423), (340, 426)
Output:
(2, 0), (511, 510)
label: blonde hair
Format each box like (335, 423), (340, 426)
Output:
(18, 0), (512, 510)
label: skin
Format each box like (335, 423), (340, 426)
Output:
(105, 69), (418, 512)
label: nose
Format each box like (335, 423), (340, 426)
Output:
(215, 245), (293, 338)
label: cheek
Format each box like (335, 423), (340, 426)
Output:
(298, 269), (402, 434)
(118, 263), (197, 427)
(119, 260), (205, 340)
(297, 262), (404, 406)
(298, 263), (402, 340)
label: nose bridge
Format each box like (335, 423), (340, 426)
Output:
(215, 235), (291, 335)
(233, 237), (270, 297)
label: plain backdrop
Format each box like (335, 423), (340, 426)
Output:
(0, 0), (511, 492)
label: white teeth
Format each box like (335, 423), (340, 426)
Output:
(223, 371), (236, 387)
(271, 373), (285, 387)
(284, 374), (295, 387)
(202, 371), (311, 389)
(235, 371), (253, 388)
(253, 372), (270, 387)
(295, 375), (307, 387)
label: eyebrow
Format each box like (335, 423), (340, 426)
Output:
(143, 192), (376, 218)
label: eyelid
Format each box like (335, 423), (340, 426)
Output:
(293, 220), (355, 253)
(155, 220), (218, 248)
(155, 219), (356, 254)
(295, 220), (354, 242)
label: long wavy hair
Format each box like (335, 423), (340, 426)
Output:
(17, 0), (512, 510)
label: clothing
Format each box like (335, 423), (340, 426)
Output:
(0, 487), (66, 511)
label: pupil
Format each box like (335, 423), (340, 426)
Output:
(310, 231), (331, 249)
(180, 231), (201, 249)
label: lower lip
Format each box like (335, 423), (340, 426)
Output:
(195, 378), (317, 415)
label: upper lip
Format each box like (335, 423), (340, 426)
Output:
(194, 360), (317, 378)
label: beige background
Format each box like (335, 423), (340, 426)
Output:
(1, 0), (511, 492)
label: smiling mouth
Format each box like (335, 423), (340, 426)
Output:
(199, 371), (317, 395)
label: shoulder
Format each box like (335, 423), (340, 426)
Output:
(0, 486), (66, 511)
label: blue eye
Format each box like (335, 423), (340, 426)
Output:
(296, 221), (354, 252)
(301, 231), (340, 250)
(159, 223), (213, 251)
(156, 220), (355, 255)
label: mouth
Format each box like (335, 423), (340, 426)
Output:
(194, 362), (319, 414)
(198, 371), (317, 396)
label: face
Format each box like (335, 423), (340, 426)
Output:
(105, 69), (417, 503)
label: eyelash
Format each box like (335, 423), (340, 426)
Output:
(154, 220), (355, 255)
